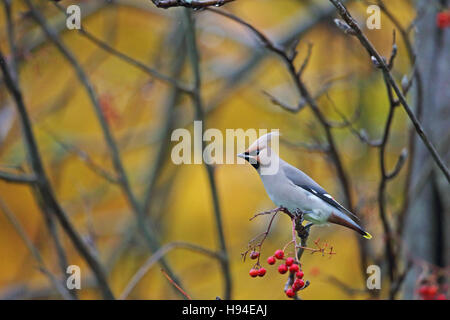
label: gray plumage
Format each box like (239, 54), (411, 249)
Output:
(238, 132), (371, 239)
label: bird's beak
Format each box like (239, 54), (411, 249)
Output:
(238, 151), (260, 169)
(237, 152), (247, 160)
(237, 152), (253, 162)
(237, 152), (258, 165)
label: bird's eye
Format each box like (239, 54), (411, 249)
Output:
(255, 149), (260, 155)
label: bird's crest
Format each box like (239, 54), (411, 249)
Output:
(247, 131), (280, 153)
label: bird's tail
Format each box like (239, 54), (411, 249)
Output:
(328, 211), (372, 240)
(362, 231), (372, 240)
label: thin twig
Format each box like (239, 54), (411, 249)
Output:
(25, 0), (185, 298)
(50, 2), (192, 94)
(208, 6), (354, 210)
(373, 34), (407, 287)
(0, 171), (37, 184)
(2, 0), (18, 82)
(376, 0), (425, 238)
(142, 28), (186, 216)
(151, 0), (235, 9)
(0, 47), (114, 299)
(161, 269), (192, 300)
(329, 0), (450, 183)
(119, 241), (221, 299)
(38, 127), (118, 184)
(0, 197), (74, 300)
(184, 9), (232, 299)
(209, 4), (371, 285)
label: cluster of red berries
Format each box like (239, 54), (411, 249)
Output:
(251, 249), (307, 298)
(437, 11), (450, 29)
(248, 251), (267, 278)
(418, 284), (447, 300)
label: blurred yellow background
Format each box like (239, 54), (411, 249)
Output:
(0, 0), (418, 299)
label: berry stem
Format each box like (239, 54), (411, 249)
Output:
(292, 217), (299, 261)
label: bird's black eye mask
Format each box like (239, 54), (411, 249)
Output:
(247, 149), (260, 156)
(242, 151), (260, 170)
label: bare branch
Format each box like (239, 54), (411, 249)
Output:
(0, 170), (37, 184)
(325, 94), (381, 147)
(0, 47), (114, 299)
(2, 0), (18, 82)
(387, 30), (398, 70)
(0, 197), (74, 300)
(184, 9), (232, 299)
(377, 75), (400, 282)
(25, 0), (186, 297)
(375, 0), (425, 239)
(298, 42), (314, 77)
(151, 0), (235, 9)
(208, 6), (377, 285)
(329, 0), (450, 183)
(119, 241), (221, 299)
(262, 90), (307, 113)
(142, 30), (186, 216)
(207, 8), (286, 56)
(78, 28), (192, 94)
(209, 7), (354, 210)
(204, 0), (355, 130)
(386, 148), (408, 180)
(39, 127), (118, 184)
(334, 18), (356, 35)
(160, 269), (192, 300)
(51, 2), (192, 94)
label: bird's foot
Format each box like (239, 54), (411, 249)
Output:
(292, 208), (306, 222)
(296, 222), (313, 240)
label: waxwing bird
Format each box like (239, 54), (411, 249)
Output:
(237, 132), (372, 239)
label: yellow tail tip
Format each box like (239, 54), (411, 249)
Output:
(363, 232), (372, 240)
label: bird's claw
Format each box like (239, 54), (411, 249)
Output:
(296, 222), (313, 240)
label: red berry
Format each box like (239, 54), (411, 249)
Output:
(427, 285), (438, 297)
(436, 294), (446, 300)
(249, 268), (259, 278)
(294, 278), (305, 289)
(267, 256), (276, 265)
(437, 12), (450, 29)
(278, 264), (288, 274)
(292, 282), (302, 291)
(296, 270), (304, 279)
(258, 268), (266, 277)
(286, 288), (295, 298)
(274, 250), (284, 260)
(285, 257), (294, 266)
(250, 251), (260, 259)
(289, 264), (299, 273)
(418, 285), (429, 296)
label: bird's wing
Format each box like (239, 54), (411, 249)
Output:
(281, 162), (360, 221)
